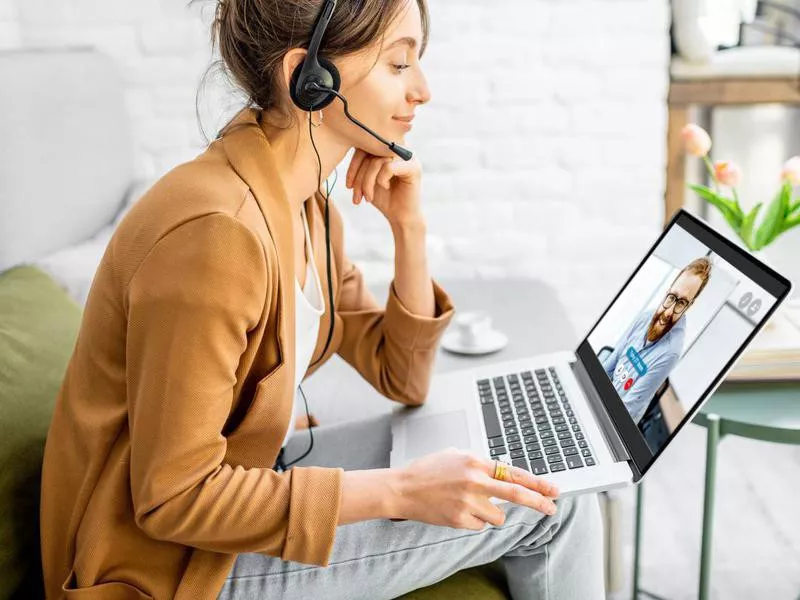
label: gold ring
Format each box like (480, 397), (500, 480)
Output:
(493, 459), (511, 482)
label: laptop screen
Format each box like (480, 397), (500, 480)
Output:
(576, 210), (792, 478)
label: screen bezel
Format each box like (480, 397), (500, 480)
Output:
(575, 208), (793, 481)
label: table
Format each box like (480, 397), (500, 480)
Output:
(664, 47), (800, 227)
(631, 380), (800, 600)
(307, 278), (581, 424)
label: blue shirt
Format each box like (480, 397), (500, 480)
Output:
(600, 309), (686, 424)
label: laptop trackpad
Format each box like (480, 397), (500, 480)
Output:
(405, 410), (471, 459)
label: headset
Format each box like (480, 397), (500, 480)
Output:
(275, 0), (413, 471)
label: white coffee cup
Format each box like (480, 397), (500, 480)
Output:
(453, 310), (493, 347)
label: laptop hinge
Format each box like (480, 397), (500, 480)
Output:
(570, 359), (631, 463)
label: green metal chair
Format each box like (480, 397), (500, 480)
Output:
(632, 380), (800, 599)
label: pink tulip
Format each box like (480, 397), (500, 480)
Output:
(714, 161), (742, 187)
(781, 156), (800, 186)
(681, 124), (712, 157)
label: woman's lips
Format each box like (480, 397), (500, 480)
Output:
(393, 117), (413, 131)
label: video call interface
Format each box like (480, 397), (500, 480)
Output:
(586, 223), (779, 455)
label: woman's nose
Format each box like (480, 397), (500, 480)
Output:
(408, 69), (431, 105)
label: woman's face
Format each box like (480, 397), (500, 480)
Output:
(324, 0), (431, 157)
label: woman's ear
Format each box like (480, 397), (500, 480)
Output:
(281, 48), (308, 99)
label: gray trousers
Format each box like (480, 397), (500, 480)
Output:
(217, 413), (605, 600)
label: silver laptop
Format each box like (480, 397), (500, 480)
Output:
(390, 209), (793, 500)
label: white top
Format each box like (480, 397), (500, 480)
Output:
(282, 203), (325, 448)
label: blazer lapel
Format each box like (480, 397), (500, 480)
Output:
(304, 191), (338, 368)
(219, 108), (296, 381)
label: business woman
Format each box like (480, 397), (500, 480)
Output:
(39, 1), (604, 598)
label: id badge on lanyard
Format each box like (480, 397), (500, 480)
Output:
(614, 340), (649, 392)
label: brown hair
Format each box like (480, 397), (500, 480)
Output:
(198, 0), (430, 139)
(673, 256), (713, 300)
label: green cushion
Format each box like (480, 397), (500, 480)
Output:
(0, 266), (82, 599)
(397, 560), (510, 599)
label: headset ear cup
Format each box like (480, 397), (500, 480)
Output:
(289, 56), (341, 111)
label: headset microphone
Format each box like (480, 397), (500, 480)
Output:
(305, 82), (413, 161)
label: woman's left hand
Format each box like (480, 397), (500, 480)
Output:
(345, 149), (424, 228)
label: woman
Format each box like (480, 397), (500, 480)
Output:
(39, 0), (604, 598)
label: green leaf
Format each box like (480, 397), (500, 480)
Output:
(780, 182), (794, 219)
(788, 198), (800, 217)
(754, 184), (791, 249)
(778, 212), (800, 235)
(739, 202), (763, 250)
(688, 184), (743, 231)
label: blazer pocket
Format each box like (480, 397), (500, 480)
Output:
(62, 568), (154, 600)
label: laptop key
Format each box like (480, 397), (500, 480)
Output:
(557, 431), (572, 440)
(540, 430), (554, 439)
(550, 462), (566, 472)
(512, 458), (530, 471)
(581, 448), (592, 457)
(585, 457), (596, 466)
(490, 446), (507, 457)
(482, 404), (502, 438)
(560, 439), (575, 448)
(509, 442), (523, 451)
(563, 447), (579, 456)
(546, 453), (563, 464)
(525, 443), (540, 452)
(566, 456), (583, 469)
(488, 436), (505, 448)
(523, 435), (537, 444)
(575, 432), (585, 440)
(510, 449), (525, 459)
(528, 450), (543, 460)
(522, 427), (536, 436)
(555, 424), (569, 432)
(545, 446), (560, 456)
(506, 433), (521, 443)
(542, 438), (556, 447)
(572, 424), (581, 432)
(530, 459), (548, 475)
(578, 440), (588, 448)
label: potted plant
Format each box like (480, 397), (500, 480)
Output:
(681, 123), (800, 253)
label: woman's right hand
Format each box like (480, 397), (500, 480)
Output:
(391, 447), (560, 530)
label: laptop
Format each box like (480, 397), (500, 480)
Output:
(389, 209), (793, 499)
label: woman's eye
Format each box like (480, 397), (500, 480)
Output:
(392, 64), (410, 73)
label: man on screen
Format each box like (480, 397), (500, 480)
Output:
(601, 257), (713, 424)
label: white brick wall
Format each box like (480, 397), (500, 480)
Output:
(4, 0), (672, 337)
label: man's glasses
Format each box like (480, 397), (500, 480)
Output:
(662, 292), (691, 314)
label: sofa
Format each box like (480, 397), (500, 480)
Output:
(0, 47), (622, 599)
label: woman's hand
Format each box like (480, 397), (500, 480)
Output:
(391, 447), (560, 529)
(345, 149), (424, 228)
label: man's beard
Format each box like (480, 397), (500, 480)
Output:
(647, 308), (676, 342)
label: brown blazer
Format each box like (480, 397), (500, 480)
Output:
(40, 107), (455, 599)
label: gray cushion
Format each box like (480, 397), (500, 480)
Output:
(0, 48), (133, 271)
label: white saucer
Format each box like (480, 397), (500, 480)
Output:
(441, 329), (509, 356)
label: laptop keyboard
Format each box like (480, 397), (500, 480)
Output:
(478, 367), (597, 475)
